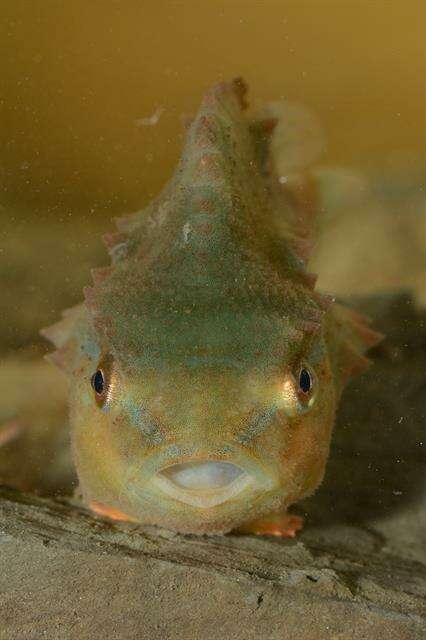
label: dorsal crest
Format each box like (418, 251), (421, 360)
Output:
(41, 79), (381, 384)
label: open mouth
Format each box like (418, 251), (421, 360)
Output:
(153, 460), (253, 508)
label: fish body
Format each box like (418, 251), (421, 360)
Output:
(42, 80), (380, 535)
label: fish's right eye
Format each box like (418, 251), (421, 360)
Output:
(279, 362), (318, 417)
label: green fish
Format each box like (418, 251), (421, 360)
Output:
(42, 79), (381, 536)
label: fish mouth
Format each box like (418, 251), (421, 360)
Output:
(153, 460), (253, 508)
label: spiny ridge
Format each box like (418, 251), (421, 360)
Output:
(40, 304), (83, 349)
(40, 303), (87, 374)
(329, 302), (383, 388)
(91, 267), (113, 285)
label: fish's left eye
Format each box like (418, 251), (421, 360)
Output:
(299, 368), (312, 394)
(90, 353), (114, 408)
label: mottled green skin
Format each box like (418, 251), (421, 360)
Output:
(43, 81), (379, 534)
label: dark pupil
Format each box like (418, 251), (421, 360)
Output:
(299, 368), (311, 393)
(91, 370), (104, 395)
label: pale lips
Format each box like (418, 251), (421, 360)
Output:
(154, 460), (253, 508)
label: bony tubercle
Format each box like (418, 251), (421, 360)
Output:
(42, 79), (382, 536)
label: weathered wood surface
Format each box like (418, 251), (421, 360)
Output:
(0, 486), (424, 640)
(0, 294), (425, 639)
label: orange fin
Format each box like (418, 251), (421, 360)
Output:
(236, 511), (304, 538)
(326, 302), (384, 393)
(89, 501), (138, 524)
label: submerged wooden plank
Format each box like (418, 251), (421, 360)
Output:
(0, 485), (424, 640)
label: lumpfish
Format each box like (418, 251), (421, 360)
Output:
(42, 79), (381, 536)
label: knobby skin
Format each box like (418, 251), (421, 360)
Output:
(42, 80), (381, 535)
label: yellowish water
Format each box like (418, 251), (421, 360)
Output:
(1, 1), (425, 215)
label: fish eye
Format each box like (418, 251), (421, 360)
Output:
(91, 369), (105, 395)
(299, 367), (312, 394)
(280, 363), (317, 417)
(90, 354), (114, 408)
